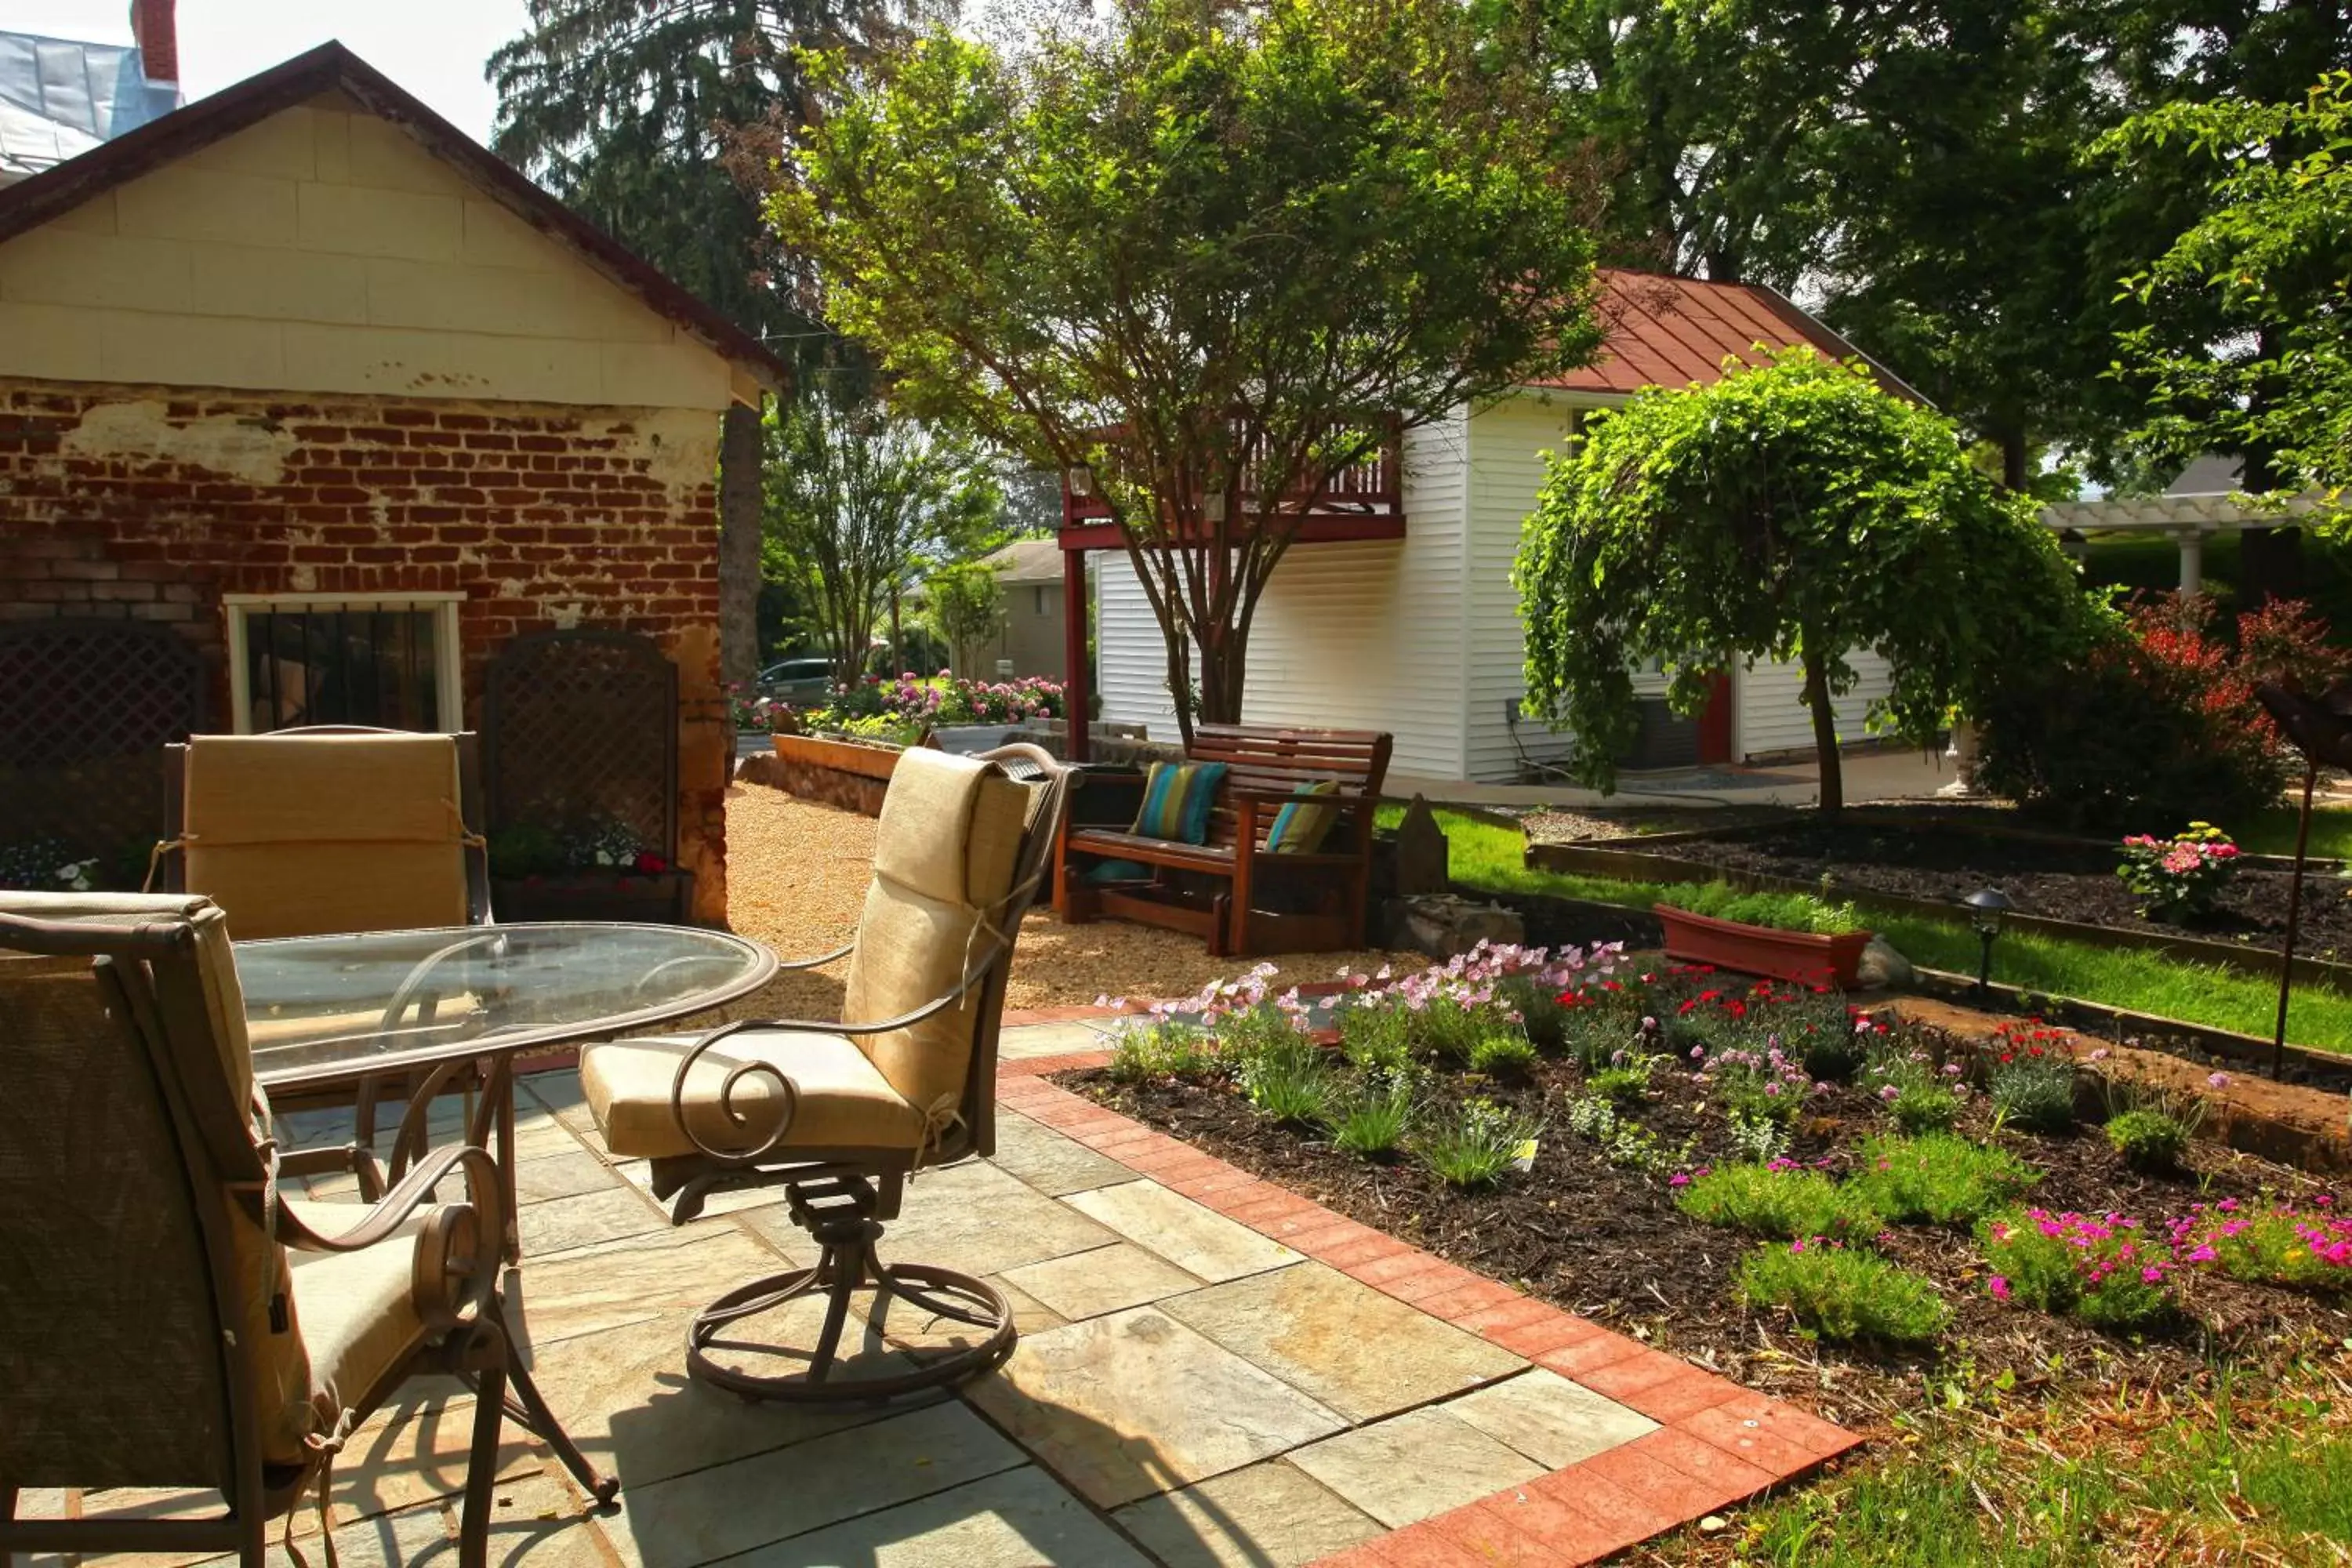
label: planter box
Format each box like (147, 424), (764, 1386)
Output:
(1654, 902), (1871, 989)
(770, 731), (920, 779)
(493, 869), (697, 925)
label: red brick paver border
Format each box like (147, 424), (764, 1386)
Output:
(995, 1030), (1863, 1566)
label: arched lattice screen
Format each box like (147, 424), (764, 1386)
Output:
(483, 629), (678, 858)
(0, 619), (205, 887)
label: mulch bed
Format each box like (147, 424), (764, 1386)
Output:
(1062, 1047), (2352, 1436)
(1664, 817), (2352, 964)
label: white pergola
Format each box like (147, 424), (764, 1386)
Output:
(2041, 490), (2319, 595)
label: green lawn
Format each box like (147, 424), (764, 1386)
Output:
(2238, 802), (2352, 859)
(1730, 1378), (2352, 1566)
(1391, 806), (2352, 1052)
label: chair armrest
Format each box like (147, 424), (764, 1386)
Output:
(267, 1142), (506, 1329)
(277, 1142), (387, 1203)
(774, 937), (857, 972)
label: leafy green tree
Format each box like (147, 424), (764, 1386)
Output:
(488, 0), (910, 686)
(2105, 72), (2352, 536)
(764, 390), (1003, 687)
(772, 0), (1608, 740)
(1515, 350), (2089, 811)
(924, 561), (1006, 677)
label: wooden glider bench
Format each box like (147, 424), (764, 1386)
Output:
(1056, 724), (1393, 957)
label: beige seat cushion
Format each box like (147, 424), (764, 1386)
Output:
(279, 1200), (445, 1439)
(581, 1029), (929, 1162)
(181, 733), (470, 941)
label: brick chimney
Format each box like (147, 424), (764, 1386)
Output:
(129, 0), (177, 86)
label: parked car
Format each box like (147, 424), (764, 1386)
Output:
(758, 657), (836, 705)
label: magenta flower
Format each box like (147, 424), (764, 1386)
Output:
(1987, 1276), (2011, 1301)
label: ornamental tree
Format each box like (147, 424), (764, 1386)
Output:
(1514, 349), (2088, 811)
(2106, 71), (2352, 536)
(771, 0), (1607, 740)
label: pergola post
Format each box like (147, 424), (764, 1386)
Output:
(1062, 546), (1091, 762)
(2177, 527), (2206, 595)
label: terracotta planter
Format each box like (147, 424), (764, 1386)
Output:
(1653, 903), (1872, 989)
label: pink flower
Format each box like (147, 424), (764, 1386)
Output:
(1987, 1276), (2011, 1301)
(2140, 1266), (2164, 1284)
(2206, 1072), (2230, 1090)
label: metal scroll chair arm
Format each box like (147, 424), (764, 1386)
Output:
(664, 877), (1040, 1167)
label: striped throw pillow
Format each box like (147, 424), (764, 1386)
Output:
(1131, 761), (1226, 844)
(1266, 780), (1341, 854)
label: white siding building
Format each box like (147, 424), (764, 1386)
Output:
(1092, 272), (1908, 784)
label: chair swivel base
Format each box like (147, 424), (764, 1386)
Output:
(682, 1177), (1017, 1405)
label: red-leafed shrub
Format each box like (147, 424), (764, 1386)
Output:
(1974, 592), (2324, 832)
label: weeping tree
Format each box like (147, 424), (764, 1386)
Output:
(771, 0), (1608, 742)
(1515, 350), (2089, 811)
(764, 390), (1002, 687)
(488, 0), (916, 688)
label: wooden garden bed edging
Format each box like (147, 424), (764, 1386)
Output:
(1539, 803), (2340, 877)
(1526, 839), (2352, 996)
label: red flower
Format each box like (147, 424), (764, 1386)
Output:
(633, 851), (670, 875)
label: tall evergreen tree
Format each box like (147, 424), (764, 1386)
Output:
(488, 0), (913, 685)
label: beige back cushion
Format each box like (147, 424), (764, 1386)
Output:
(0, 893), (320, 1466)
(182, 734), (469, 941)
(840, 750), (1033, 1123)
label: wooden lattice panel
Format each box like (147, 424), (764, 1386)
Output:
(0, 620), (205, 877)
(485, 630), (678, 858)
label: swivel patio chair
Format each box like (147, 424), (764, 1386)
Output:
(577, 745), (1069, 1403)
(0, 892), (519, 1568)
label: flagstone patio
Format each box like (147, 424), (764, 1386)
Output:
(43, 1014), (1857, 1568)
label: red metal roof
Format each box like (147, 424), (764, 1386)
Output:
(1537, 270), (1922, 401)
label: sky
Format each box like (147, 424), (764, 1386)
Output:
(13, 0), (533, 145)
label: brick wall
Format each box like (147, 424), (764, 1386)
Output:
(0, 377), (732, 923)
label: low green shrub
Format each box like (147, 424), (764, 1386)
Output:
(1109, 1020), (1218, 1081)
(1236, 1035), (1328, 1126)
(1863, 1032), (1965, 1132)
(1737, 1240), (1951, 1345)
(1410, 997), (1493, 1064)
(1726, 1109), (1792, 1164)
(1849, 1133), (2039, 1226)
(1219, 1004), (1309, 1069)
(1980, 1208), (2176, 1330)
(1587, 1063), (1652, 1109)
(1468, 1032), (1539, 1077)
(1677, 1164), (1881, 1242)
(1556, 992), (1646, 1070)
(1328, 1079), (1414, 1160)
(2171, 1203), (2352, 1291)
(1337, 1003), (1413, 1074)
(1417, 1098), (1539, 1189)
(2105, 1109), (2191, 1173)
(1497, 974), (1573, 1054)
(1990, 1054), (2078, 1134)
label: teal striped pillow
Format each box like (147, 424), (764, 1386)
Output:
(1266, 780), (1341, 853)
(1131, 761), (1226, 844)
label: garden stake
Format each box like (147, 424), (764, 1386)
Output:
(2272, 760), (2318, 1080)
(2254, 680), (2352, 1080)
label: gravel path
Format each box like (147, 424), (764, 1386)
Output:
(720, 783), (1414, 1018)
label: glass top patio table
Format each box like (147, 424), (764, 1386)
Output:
(237, 922), (779, 1087)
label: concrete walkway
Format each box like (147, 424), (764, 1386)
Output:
(48, 1019), (1855, 1568)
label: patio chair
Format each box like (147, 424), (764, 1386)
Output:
(154, 725), (495, 1191)
(0, 892), (514, 1568)
(577, 745), (1069, 1403)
